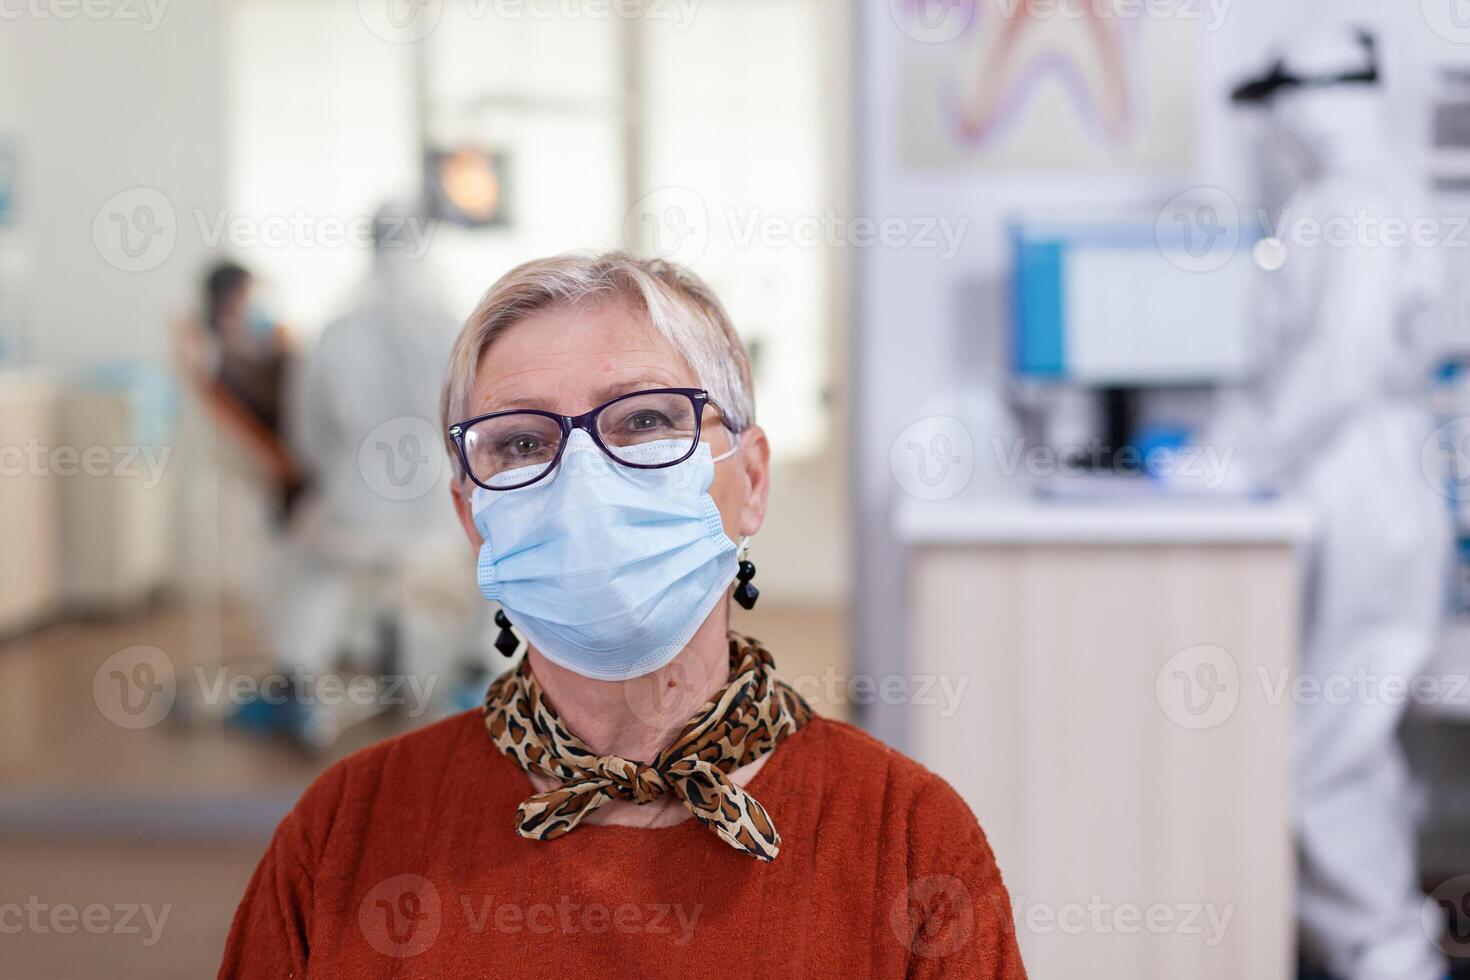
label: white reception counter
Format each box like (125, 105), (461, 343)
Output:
(897, 494), (1311, 980)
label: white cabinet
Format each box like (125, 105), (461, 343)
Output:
(900, 499), (1310, 979)
(0, 372), (61, 634)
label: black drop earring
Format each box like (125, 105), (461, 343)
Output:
(733, 540), (759, 610)
(494, 608), (521, 657)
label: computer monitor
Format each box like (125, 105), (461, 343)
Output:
(1010, 219), (1257, 385)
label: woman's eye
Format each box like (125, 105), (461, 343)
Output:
(626, 411), (670, 431)
(501, 435), (544, 456)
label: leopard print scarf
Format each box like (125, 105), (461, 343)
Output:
(482, 631), (812, 862)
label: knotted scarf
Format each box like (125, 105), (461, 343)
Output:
(483, 631), (812, 861)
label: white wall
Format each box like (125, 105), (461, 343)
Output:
(853, 0), (1462, 746)
(0, 0), (228, 368)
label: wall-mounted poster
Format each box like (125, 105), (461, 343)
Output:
(894, 0), (1199, 173)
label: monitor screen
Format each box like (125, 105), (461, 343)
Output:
(1011, 220), (1257, 385)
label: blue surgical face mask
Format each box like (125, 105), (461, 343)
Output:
(470, 429), (739, 681)
(245, 303), (276, 339)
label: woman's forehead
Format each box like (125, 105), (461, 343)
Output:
(470, 304), (697, 415)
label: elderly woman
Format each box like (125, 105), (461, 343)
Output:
(220, 252), (1024, 978)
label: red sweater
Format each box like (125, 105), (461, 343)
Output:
(219, 711), (1026, 978)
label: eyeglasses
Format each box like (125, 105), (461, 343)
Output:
(449, 387), (739, 491)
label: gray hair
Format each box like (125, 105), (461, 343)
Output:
(440, 251), (755, 475)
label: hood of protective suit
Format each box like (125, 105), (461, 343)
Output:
(1234, 26), (1387, 178)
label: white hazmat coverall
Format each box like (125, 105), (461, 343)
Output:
(1236, 47), (1451, 980)
(273, 220), (464, 679)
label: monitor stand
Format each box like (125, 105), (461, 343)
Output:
(1098, 386), (1138, 473)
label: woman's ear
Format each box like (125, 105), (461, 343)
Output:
(451, 477), (483, 550)
(736, 424), (771, 539)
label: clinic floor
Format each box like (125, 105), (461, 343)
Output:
(0, 600), (850, 979)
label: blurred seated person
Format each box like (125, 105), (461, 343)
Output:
(176, 260), (302, 516)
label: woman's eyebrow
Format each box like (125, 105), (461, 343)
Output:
(590, 378), (680, 403)
(480, 378), (679, 415)
(477, 392), (557, 414)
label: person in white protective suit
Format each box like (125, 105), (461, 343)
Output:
(1231, 28), (1453, 980)
(266, 202), (474, 744)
